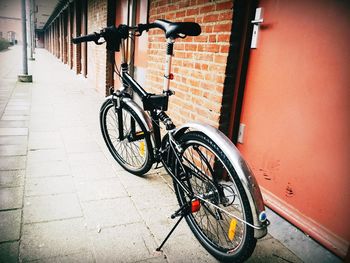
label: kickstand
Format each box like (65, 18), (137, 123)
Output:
(156, 203), (189, 251)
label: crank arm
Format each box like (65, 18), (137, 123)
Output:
(127, 131), (147, 142)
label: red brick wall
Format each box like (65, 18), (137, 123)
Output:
(43, 0), (109, 94)
(147, 0), (233, 128)
(87, 0), (108, 94)
(43, 0), (233, 108)
(68, 4), (74, 69)
(73, 1), (82, 74)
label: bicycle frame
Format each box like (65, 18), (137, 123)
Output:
(113, 36), (175, 150)
(107, 36), (268, 238)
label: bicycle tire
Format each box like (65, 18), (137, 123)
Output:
(100, 99), (153, 175)
(172, 131), (256, 262)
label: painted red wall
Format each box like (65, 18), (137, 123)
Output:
(238, 0), (350, 257)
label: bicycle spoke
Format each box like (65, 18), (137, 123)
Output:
(175, 136), (247, 253)
(103, 104), (150, 172)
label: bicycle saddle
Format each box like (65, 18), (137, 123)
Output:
(152, 19), (201, 38)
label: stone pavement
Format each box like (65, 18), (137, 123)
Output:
(0, 46), (304, 262)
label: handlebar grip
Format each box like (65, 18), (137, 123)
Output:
(72, 33), (100, 44)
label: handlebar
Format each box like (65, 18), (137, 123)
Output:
(72, 20), (201, 52)
(72, 24), (144, 47)
(72, 25), (129, 51)
(72, 32), (100, 44)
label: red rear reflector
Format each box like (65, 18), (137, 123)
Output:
(191, 199), (200, 213)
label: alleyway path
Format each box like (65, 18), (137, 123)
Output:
(0, 46), (302, 262)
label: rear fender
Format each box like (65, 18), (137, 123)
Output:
(174, 122), (268, 238)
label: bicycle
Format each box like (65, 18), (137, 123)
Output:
(73, 19), (269, 262)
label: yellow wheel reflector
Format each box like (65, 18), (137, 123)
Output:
(139, 141), (145, 156)
(228, 218), (237, 241)
(135, 131), (144, 136)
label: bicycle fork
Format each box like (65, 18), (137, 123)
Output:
(111, 92), (138, 142)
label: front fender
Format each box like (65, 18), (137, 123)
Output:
(174, 122), (268, 238)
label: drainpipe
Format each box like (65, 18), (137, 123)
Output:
(18, 0), (33, 82)
(29, 0), (35, 61)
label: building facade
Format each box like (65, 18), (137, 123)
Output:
(41, 0), (350, 258)
(0, 0), (22, 44)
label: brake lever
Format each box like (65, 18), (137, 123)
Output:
(94, 39), (105, 45)
(136, 23), (150, 37)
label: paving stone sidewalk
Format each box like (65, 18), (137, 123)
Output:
(0, 46), (303, 262)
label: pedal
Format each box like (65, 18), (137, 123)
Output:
(154, 162), (163, 169)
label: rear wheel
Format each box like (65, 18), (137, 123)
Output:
(173, 131), (256, 262)
(100, 99), (153, 175)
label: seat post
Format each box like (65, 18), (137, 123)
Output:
(163, 38), (174, 93)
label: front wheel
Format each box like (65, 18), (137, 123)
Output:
(100, 99), (153, 175)
(173, 131), (256, 262)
